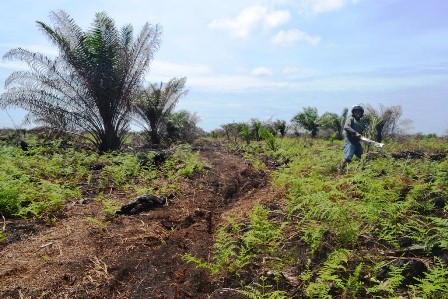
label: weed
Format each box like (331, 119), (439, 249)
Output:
(0, 230), (5, 243)
(367, 263), (406, 296)
(410, 258), (448, 298)
(101, 198), (122, 217)
(98, 152), (140, 188)
(238, 275), (288, 299)
(258, 127), (278, 151)
(306, 249), (355, 298)
(185, 204), (285, 276)
(86, 217), (108, 229)
(171, 144), (205, 178)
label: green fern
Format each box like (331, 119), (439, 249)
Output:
(411, 258), (448, 298)
(183, 253), (217, 273)
(243, 204), (284, 254)
(427, 217), (448, 250)
(343, 262), (364, 298)
(184, 224), (247, 275)
(367, 263), (406, 296)
(238, 276), (289, 299)
(184, 205), (284, 276)
(306, 249), (352, 298)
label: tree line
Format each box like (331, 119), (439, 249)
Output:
(291, 104), (411, 142)
(215, 104), (411, 144)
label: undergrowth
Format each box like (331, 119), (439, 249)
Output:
(187, 137), (448, 298)
(0, 139), (204, 218)
(1, 133), (447, 297)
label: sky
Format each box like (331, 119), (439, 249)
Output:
(0, 0), (447, 134)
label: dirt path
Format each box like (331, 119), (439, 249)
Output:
(0, 141), (278, 298)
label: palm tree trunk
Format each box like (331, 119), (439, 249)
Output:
(100, 122), (122, 152)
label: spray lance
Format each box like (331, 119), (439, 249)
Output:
(360, 136), (385, 148)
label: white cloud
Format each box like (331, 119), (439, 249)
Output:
(271, 29), (320, 46)
(148, 60), (213, 82)
(208, 5), (290, 38)
(251, 67), (273, 76)
(146, 60), (285, 92)
(298, 0), (360, 15)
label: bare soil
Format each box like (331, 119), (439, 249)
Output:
(0, 140), (280, 298)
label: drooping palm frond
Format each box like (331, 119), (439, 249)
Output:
(133, 77), (188, 144)
(1, 10), (162, 151)
(364, 104), (411, 142)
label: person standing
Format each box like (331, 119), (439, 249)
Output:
(339, 104), (366, 169)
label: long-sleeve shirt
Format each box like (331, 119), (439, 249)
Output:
(343, 116), (366, 144)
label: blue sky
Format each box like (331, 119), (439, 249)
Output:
(1, 0), (447, 134)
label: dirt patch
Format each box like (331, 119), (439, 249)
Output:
(0, 140), (277, 298)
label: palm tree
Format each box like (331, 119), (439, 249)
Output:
(273, 119), (287, 137)
(166, 110), (201, 143)
(364, 104), (411, 142)
(319, 108), (348, 140)
(133, 77), (188, 145)
(0, 11), (161, 152)
(291, 106), (319, 138)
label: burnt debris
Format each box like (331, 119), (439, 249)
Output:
(117, 194), (167, 215)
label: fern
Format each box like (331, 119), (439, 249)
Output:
(300, 220), (328, 254)
(213, 226), (249, 273)
(238, 276), (289, 299)
(184, 224), (247, 275)
(183, 253), (217, 273)
(427, 217), (448, 250)
(343, 262), (364, 298)
(411, 258), (448, 298)
(184, 205), (284, 277)
(367, 263), (406, 296)
(101, 198), (122, 217)
(300, 259), (313, 283)
(0, 229), (6, 243)
(243, 204), (284, 253)
(306, 249), (352, 298)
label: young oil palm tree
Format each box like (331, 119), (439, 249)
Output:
(319, 108), (348, 140)
(133, 77), (188, 145)
(364, 104), (410, 142)
(291, 106), (320, 138)
(166, 109), (201, 143)
(0, 10), (161, 151)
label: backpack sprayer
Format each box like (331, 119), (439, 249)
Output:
(360, 136), (385, 148)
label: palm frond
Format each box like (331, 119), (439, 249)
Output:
(1, 10), (162, 151)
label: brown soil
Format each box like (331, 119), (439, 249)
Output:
(0, 140), (280, 299)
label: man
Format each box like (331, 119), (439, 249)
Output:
(340, 104), (366, 169)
